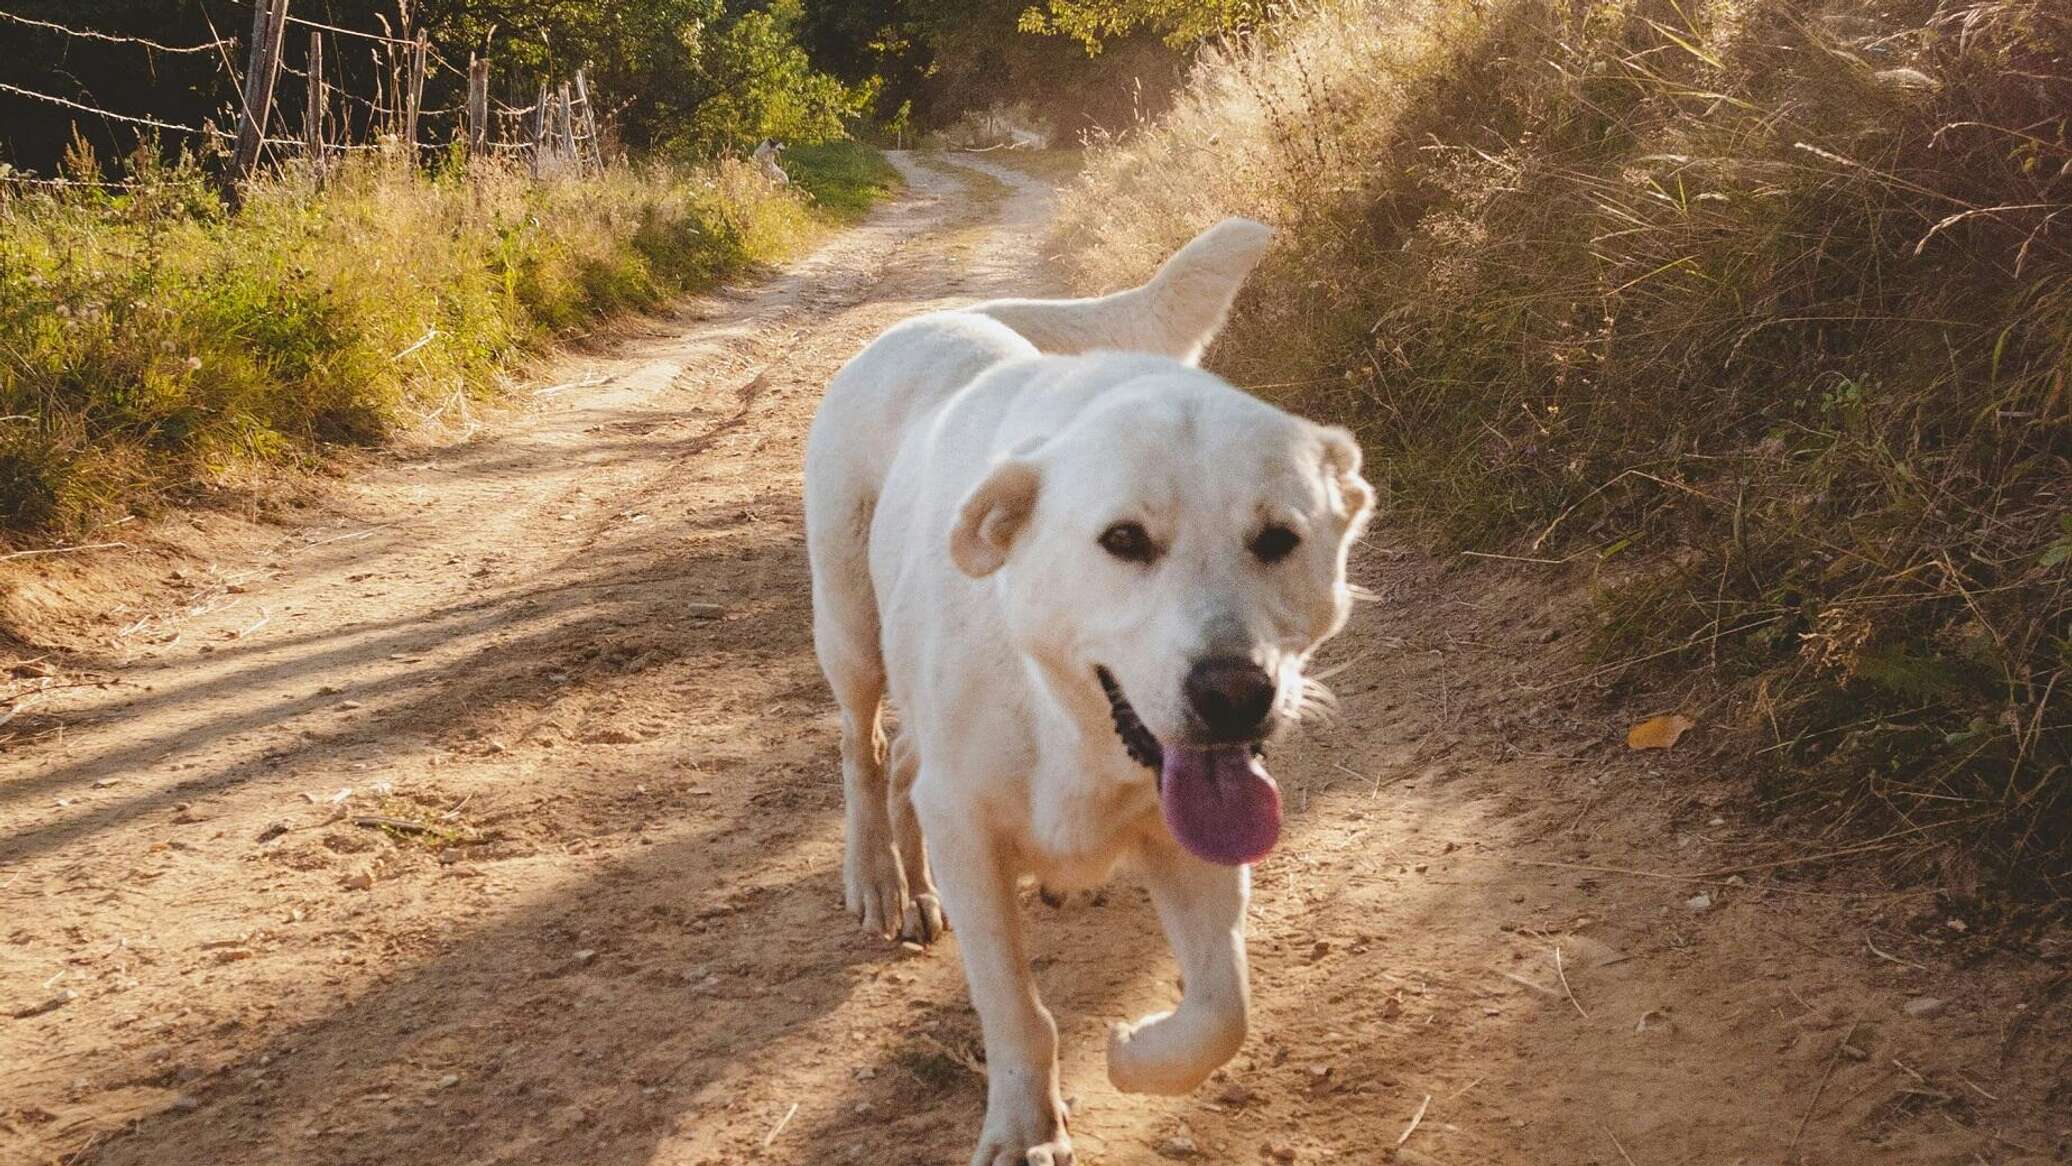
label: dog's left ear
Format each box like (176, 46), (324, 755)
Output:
(951, 460), (1041, 577)
(1318, 427), (1376, 527)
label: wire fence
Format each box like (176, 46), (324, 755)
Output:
(0, 0), (611, 190)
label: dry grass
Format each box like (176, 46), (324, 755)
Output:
(0, 141), (886, 541)
(1058, 0), (2071, 902)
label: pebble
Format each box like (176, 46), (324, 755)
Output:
(1156, 1135), (1199, 1159)
(1902, 996), (1946, 1018)
(1685, 892), (1712, 912)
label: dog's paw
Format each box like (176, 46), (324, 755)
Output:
(900, 891), (947, 945)
(972, 1115), (1072, 1166)
(842, 838), (908, 941)
(1037, 886), (1106, 910)
(1106, 1009), (1243, 1095)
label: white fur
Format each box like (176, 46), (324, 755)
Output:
(752, 138), (789, 185)
(803, 218), (1373, 1165)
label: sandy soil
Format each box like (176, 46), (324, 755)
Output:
(2, 154), (2067, 1166)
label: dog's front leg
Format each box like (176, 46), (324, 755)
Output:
(925, 813), (1073, 1166)
(1107, 843), (1250, 1095)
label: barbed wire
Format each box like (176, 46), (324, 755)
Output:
(281, 13), (414, 46)
(0, 80), (208, 135)
(0, 7), (234, 54)
(2, 9), (606, 176)
(0, 171), (209, 189)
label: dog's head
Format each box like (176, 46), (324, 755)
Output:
(951, 367), (1375, 865)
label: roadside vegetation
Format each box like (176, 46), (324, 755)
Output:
(0, 140), (894, 541)
(1056, 0), (2072, 901)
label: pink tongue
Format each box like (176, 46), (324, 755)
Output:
(1160, 746), (1282, 866)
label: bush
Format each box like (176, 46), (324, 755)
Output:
(0, 147), (834, 541)
(1057, 0), (2072, 899)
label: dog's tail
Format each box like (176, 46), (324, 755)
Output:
(968, 217), (1271, 365)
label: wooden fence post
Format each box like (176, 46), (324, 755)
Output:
(303, 30), (326, 180)
(573, 69), (603, 173)
(233, 0), (290, 181)
(402, 30), (428, 164)
(529, 81), (550, 180)
(466, 55), (490, 162)
(557, 82), (578, 175)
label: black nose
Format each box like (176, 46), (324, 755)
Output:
(1183, 657), (1276, 741)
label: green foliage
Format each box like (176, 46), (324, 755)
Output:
(1058, 0), (2072, 895)
(684, 0), (879, 153)
(1017, 0), (1264, 51)
(0, 146), (893, 541)
(782, 141), (906, 222)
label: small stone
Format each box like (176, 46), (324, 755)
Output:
(1265, 1140), (1297, 1163)
(1708, 816), (1726, 827)
(342, 870), (376, 892)
(571, 949), (597, 966)
(1156, 1135), (1199, 1159)
(687, 603), (726, 621)
(1841, 1043), (1869, 1061)
(1538, 626), (1561, 644)
(1215, 1082), (1253, 1107)
(1902, 996), (1946, 1018)
(1684, 892), (1712, 912)
(435, 1074), (460, 1089)
(170, 1094), (201, 1112)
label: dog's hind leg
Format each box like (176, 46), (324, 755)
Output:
(886, 729), (945, 943)
(1106, 842), (1251, 1095)
(810, 537), (909, 941)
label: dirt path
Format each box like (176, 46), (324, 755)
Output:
(2, 155), (2065, 1166)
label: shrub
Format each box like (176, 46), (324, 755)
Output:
(0, 148), (829, 540)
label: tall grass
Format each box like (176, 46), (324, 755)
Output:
(0, 141), (896, 540)
(1058, 0), (2071, 900)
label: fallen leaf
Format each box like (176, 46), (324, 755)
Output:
(1626, 713), (1695, 751)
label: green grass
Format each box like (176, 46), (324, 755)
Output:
(1057, 0), (2072, 901)
(783, 140), (905, 222)
(0, 141), (898, 542)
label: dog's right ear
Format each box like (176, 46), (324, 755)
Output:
(951, 460), (1041, 577)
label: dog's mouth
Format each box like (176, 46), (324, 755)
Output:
(1097, 666), (1282, 867)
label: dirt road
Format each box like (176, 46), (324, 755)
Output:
(2, 155), (2066, 1166)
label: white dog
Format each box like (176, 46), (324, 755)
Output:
(804, 219), (1374, 1164)
(752, 137), (789, 185)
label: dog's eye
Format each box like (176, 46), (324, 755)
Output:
(1098, 522), (1159, 564)
(1250, 524), (1301, 564)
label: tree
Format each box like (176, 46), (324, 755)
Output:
(1015, 0), (1263, 52)
(685, 0), (876, 152)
